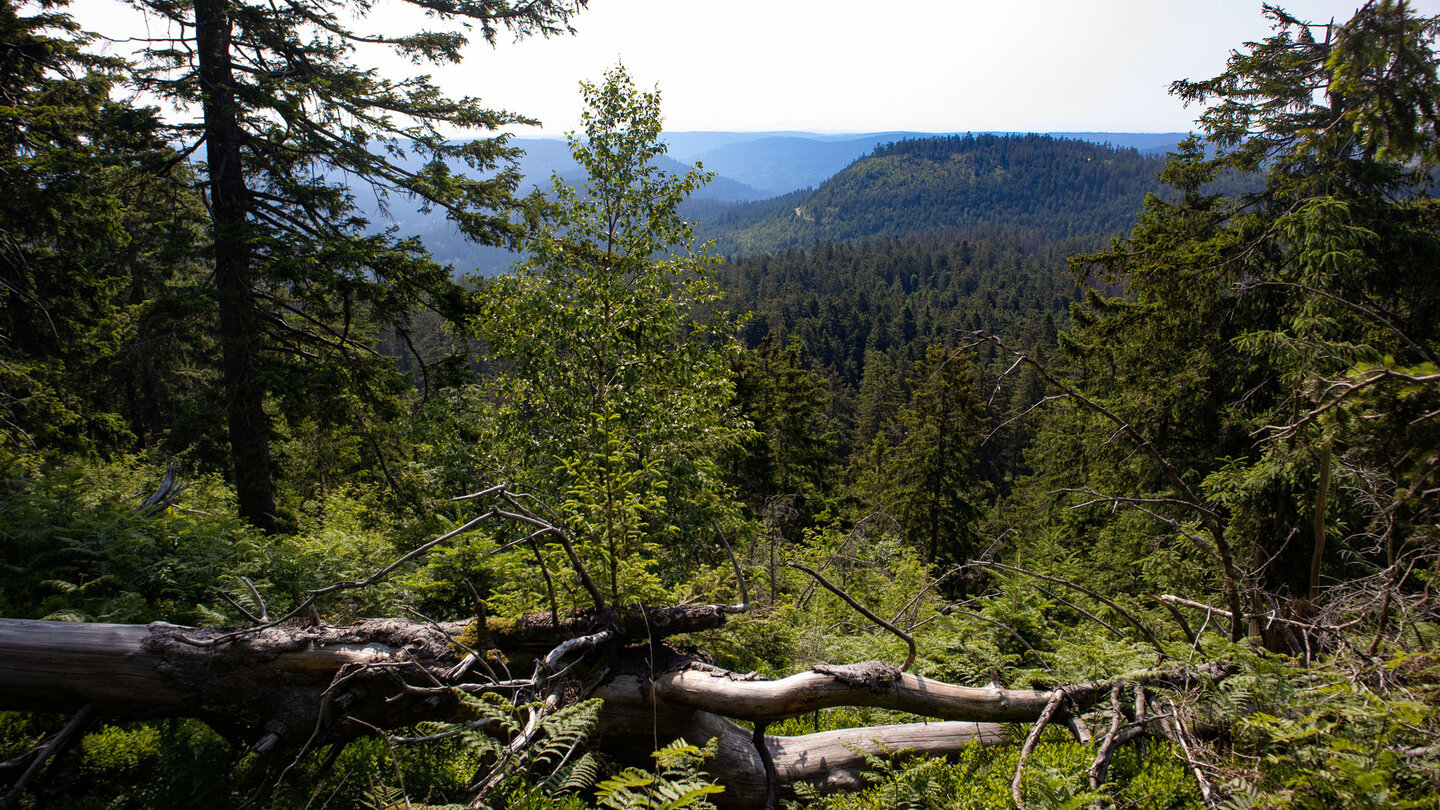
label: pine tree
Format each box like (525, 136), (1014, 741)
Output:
(122, 0), (586, 530)
(1018, 0), (1440, 639)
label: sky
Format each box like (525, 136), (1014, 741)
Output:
(72, 0), (1440, 136)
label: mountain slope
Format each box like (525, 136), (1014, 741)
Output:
(696, 134), (1172, 256)
(666, 131), (1185, 197)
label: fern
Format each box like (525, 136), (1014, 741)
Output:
(528, 699), (604, 794)
(360, 780), (408, 810)
(594, 738), (725, 810)
(401, 692), (608, 808)
(556, 751), (604, 794)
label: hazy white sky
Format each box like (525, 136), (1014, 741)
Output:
(73, 0), (1440, 135)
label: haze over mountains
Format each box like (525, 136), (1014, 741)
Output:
(659, 131), (1186, 198)
(403, 131), (1187, 272)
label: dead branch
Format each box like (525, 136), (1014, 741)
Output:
(471, 691), (561, 801)
(217, 591), (265, 625)
(1166, 698), (1220, 809)
(892, 565), (972, 629)
(753, 721), (778, 810)
(615, 662), (1058, 724)
(131, 461), (189, 517)
(1087, 683), (1125, 794)
(308, 509), (500, 599)
(541, 629), (612, 673)
(0, 705), (94, 810)
(1234, 279), (1434, 365)
(240, 576), (271, 622)
(937, 604), (1052, 670)
(973, 560), (1167, 656)
(714, 521), (751, 612)
(788, 562), (917, 671)
(1152, 594), (1200, 649)
(1255, 368), (1440, 442)
(1012, 688), (1067, 809)
(1156, 594), (1360, 634)
(1031, 583), (1127, 642)
(1062, 487), (1229, 572)
(494, 491), (607, 610)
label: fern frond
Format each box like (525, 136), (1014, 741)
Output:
(596, 767), (660, 809)
(530, 698), (603, 770)
(360, 782), (406, 810)
(651, 779), (726, 809)
(556, 751), (604, 793)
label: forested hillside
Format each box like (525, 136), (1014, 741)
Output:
(3, 1), (1440, 809)
(409, 133), (1192, 272)
(697, 135), (1172, 255)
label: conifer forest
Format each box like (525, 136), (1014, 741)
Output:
(3, 0), (1440, 807)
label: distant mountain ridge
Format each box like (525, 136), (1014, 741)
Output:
(661, 130), (1186, 197)
(691, 133), (1174, 257)
(504, 137), (768, 202)
(506, 131), (1188, 200)
(382, 130), (1187, 273)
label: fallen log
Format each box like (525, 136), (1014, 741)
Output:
(636, 662), (1054, 723)
(0, 615), (1079, 805)
(0, 617), (467, 744)
(594, 703), (1010, 807)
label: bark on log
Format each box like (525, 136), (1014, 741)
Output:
(636, 661), (1054, 723)
(0, 618), (464, 743)
(0, 617), (1054, 805)
(595, 701), (1009, 808)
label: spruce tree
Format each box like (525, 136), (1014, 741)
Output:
(121, 0), (586, 530)
(0, 0), (211, 459)
(1019, 0), (1440, 639)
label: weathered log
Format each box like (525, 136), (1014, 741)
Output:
(593, 671), (1012, 807)
(0, 617), (465, 743)
(633, 661), (1054, 723)
(0, 617), (1057, 805)
(593, 701), (1009, 808)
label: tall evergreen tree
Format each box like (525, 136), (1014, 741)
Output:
(846, 345), (986, 567)
(1017, 0), (1440, 639)
(121, 0), (586, 530)
(727, 337), (838, 526)
(0, 0), (211, 460)
(891, 345), (986, 566)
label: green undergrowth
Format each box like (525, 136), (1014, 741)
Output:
(0, 712), (487, 810)
(796, 729), (1201, 810)
(0, 455), (426, 625)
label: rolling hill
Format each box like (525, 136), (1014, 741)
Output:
(374, 131), (1187, 273)
(690, 134), (1174, 257)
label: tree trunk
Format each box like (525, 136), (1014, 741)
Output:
(194, 0), (278, 533)
(0, 616), (1070, 805)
